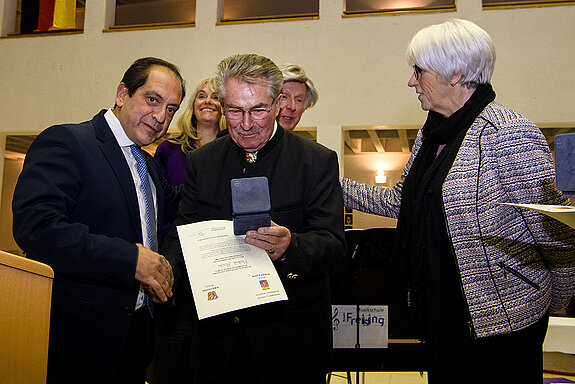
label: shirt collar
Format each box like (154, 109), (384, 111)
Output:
(234, 121), (284, 161)
(104, 109), (135, 147)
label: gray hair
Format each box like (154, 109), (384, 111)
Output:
(215, 54), (283, 105)
(280, 64), (319, 109)
(406, 19), (495, 87)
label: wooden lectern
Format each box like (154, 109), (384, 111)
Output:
(0, 250), (53, 384)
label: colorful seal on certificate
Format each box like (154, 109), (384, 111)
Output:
(259, 280), (270, 290)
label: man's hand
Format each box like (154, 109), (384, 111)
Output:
(245, 221), (291, 261)
(135, 244), (173, 303)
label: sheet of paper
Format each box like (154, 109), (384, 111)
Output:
(177, 220), (288, 320)
(496, 203), (575, 229)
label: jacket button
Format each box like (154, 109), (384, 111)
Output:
(233, 316), (240, 324)
(287, 273), (298, 280)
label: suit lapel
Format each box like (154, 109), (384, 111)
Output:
(93, 111), (142, 239)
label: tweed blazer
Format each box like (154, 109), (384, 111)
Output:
(342, 101), (575, 338)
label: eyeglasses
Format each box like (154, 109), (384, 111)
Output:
(413, 65), (423, 80)
(223, 106), (272, 121)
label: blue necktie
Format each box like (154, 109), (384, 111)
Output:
(130, 145), (158, 252)
(130, 145), (157, 317)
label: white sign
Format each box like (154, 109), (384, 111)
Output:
(332, 305), (388, 349)
(177, 220), (288, 320)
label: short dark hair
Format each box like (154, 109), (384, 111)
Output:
(120, 57), (186, 102)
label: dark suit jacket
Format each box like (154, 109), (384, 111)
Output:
(163, 127), (346, 382)
(12, 110), (180, 384)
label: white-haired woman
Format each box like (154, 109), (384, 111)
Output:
(341, 19), (575, 383)
(277, 63), (318, 131)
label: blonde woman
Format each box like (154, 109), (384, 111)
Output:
(154, 77), (226, 186)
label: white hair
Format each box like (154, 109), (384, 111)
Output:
(406, 19), (496, 87)
(279, 64), (319, 109)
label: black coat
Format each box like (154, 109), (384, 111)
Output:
(163, 127), (346, 382)
(12, 110), (180, 384)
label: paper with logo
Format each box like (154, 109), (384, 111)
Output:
(495, 203), (575, 229)
(177, 220), (288, 320)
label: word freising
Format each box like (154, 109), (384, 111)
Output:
(332, 307), (385, 331)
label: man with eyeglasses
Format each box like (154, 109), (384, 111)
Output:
(162, 53), (345, 383)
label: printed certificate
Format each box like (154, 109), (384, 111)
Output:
(177, 220), (288, 319)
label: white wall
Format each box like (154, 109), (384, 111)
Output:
(1, 0), (574, 234)
(1, 0), (574, 140)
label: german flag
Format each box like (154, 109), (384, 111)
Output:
(20, 0), (76, 33)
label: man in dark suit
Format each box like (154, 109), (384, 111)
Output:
(12, 57), (185, 384)
(163, 53), (345, 383)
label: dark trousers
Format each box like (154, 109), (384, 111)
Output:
(112, 308), (154, 384)
(194, 330), (261, 384)
(426, 314), (549, 384)
(147, 299), (194, 384)
(193, 330), (326, 384)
